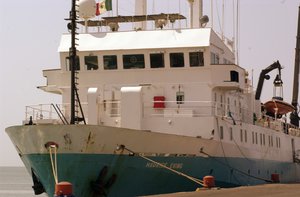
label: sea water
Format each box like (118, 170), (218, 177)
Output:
(0, 167), (47, 197)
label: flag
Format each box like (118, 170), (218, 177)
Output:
(96, 0), (112, 16)
(105, 0), (112, 11)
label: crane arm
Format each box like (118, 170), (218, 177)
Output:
(255, 61), (282, 100)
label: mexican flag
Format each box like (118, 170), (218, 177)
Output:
(96, 0), (112, 16)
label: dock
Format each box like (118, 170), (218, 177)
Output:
(145, 184), (300, 197)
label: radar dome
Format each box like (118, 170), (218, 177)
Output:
(78, 0), (96, 19)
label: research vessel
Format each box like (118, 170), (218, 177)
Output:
(6, 0), (300, 196)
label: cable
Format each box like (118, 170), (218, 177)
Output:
(117, 145), (205, 187)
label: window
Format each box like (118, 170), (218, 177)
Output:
(244, 130), (247, 142)
(189, 52), (204, 67)
(263, 134), (265, 145)
(276, 137), (281, 148)
(240, 129), (243, 142)
(230, 71), (239, 82)
(220, 95), (223, 107)
(227, 97), (230, 111)
(229, 127), (233, 141)
(66, 56), (80, 71)
(220, 126), (224, 139)
(170, 53), (184, 67)
(210, 52), (219, 64)
(255, 132), (258, 144)
(104, 55), (117, 70)
(150, 53), (164, 68)
(252, 132), (254, 144)
(260, 133), (262, 145)
(85, 55), (98, 70)
(123, 54), (145, 69)
(271, 136), (273, 147)
(176, 91), (184, 104)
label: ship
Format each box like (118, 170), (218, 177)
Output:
(5, 0), (300, 196)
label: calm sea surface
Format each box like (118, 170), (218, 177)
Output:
(0, 167), (48, 197)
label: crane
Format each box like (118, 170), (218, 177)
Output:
(255, 61), (282, 101)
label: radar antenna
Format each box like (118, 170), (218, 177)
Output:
(66, 0), (86, 124)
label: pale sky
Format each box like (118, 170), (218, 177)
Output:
(0, 0), (299, 166)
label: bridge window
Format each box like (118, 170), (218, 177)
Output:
(150, 53), (165, 68)
(85, 55), (98, 70)
(123, 54), (145, 69)
(104, 55), (117, 70)
(170, 53), (184, 67)
(189, 52), (204, 67)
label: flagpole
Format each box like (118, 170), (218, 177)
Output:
(116, 0), (118, 16)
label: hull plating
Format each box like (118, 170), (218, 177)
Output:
(23, 153), (297, 197)
(6, 125), (300, 197)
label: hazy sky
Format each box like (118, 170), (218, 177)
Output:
(0, 0), (299, 166)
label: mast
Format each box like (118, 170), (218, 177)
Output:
(290, 6), (300, 127)
(68, 0), (86, 124)
(188, 0), (203, 28)
(135, 0), (147, 30)
(70, 0), (77, 124)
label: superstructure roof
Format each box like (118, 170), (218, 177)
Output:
(58, 28), (212, 52)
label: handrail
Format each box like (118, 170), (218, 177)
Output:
(56, 104), (69, 124)
(51, 104), (68, 125)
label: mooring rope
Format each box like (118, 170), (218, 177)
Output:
(48, 145), (58, 184)
(199, 148), (273, 183)
(117, 145), (205, 187)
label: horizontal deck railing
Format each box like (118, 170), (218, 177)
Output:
(23, 101), (300, 137)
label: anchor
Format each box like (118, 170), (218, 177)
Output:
(31, 168), (45, 195)
(91, 166), (117, 196)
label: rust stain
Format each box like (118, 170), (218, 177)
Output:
(63, 133), (72, 150)
(84, 131), (95, 152)
(87, 132), (92, 144)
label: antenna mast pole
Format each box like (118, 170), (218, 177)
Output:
(291, 6), (300, 127)
(69, 0), (77, 124)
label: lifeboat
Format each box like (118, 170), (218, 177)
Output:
(264, 99), (295, 117)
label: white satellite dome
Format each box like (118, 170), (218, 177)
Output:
(77, 0), (96, 19)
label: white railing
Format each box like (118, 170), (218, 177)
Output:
(24, 103), (87, 124)
(25, 101), (292, 133)
(102, 100), (121, 117)
(25, 104), (58, 120)
(144, 100), (254, 123)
